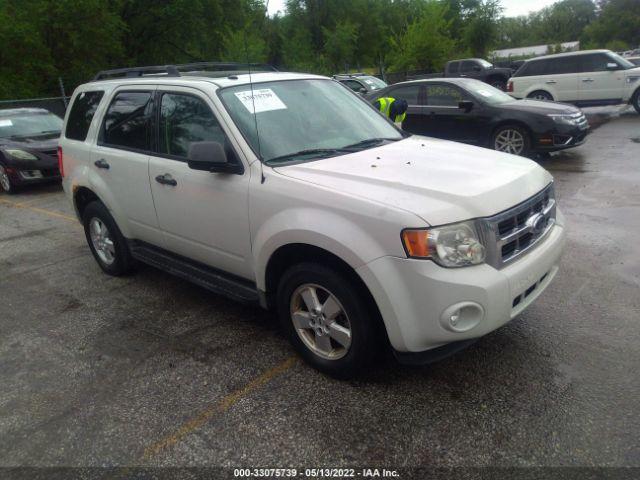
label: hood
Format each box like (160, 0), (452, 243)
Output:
(497, 99), (580, 115)
(489, 67), (513, 76)
(274, 136), (553, 226)
(0, 135), (59, 168)
(624, 66), (640, 78)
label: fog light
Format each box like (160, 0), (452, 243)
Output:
(440, 302), (484, 333)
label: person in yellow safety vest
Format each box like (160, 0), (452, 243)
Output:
(374, 97), (408, 126)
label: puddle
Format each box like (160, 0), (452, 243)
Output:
(537, 150), (592, 173)
(631, 138), (640, 144)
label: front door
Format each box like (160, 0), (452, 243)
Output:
(91, 87), (164, 246)
(148, 87), (253, 279)
(578, 53), (626, 103)
(385, 84), (426, 135)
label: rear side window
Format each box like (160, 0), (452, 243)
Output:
(341, 80), (365, 92)
(65, 91), (104, 141)
(159, 93), (226, 158)
(547, 57), (580, 75)
(388, 85), (421, 105)
(101, 91), (153, 151)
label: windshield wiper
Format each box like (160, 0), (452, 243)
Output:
(342, 137), (400, 151)
(267, 148), (351, 164)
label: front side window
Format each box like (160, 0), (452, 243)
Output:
(460, 61), (478, 73)
(580, 54), (613, 73)
(341, 80), (365, 92)
(448, 62), (460, 73)
(425, 84), (465, 107)
(101, 91), (153, 151)
(65, 90), (103, 141)
(547, 57), (580, 75)
(218, 79), (402, 165)
(159, 93), (226, 158)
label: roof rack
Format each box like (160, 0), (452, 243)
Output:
(93, 62), (278, 81)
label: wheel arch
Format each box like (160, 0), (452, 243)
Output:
(526, 89), (555, 101)
(489, 119), (533, 148)
(73, 186), (102, 220)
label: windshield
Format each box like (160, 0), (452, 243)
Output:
(608, 52), (635, 69)
(361, 76), (387, 90)
(464, 81), (514, 105)
(0, 112), (62, 139)
(219, 79), (402, 165)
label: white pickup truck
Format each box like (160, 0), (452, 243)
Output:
(59, 65), (565, 377)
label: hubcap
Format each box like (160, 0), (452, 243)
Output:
(494, 128), (525, 155)
(533, 93), (549, 100)
(290, 283), (352, 360)
(89, 217), (116, 265)
(0, 166), (11, 191)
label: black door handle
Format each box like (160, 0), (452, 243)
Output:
(155, 174), (177, 186)
(94, 159), (110, 169)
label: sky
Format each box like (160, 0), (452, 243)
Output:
(266, 0), (559, 17)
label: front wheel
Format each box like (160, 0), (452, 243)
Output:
(632, 89), (640, 114)
(492, 125), (531, 157)
(0, 164), (16, 194)
(277, 263), (379, 378)
(527, 90), (553, 101)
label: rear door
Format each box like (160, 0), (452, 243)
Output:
(148, 86), (252, 279)
(543, 56), (580, 102)
(91, 87), (164, 246)
(578, 53), (626, 103)
(423, 83), (487, 144)
(384, 84), (426, 134)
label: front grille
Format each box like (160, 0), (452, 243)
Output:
(479, 184), (556, 269)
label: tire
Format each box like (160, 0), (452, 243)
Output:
(82, 201), (134, 276)
(489, 78), (507, 91)
(276, 262), (379, 378)
(527, 90), (553, 101)
(0, 164), (17, 194)
(632, 89), (640, 114)
(492, 124), (531, 157)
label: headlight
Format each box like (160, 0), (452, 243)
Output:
(547, 114), (578, 125)
(401, 221), (486, 267)
(4, 149), (38, 161)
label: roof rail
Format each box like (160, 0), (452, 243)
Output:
(93, 62), (278, 81)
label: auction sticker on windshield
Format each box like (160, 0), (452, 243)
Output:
(235, 89), (287, 114)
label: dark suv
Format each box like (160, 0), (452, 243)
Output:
(0, 108), (62, 193)
(444, 59), (513, 91)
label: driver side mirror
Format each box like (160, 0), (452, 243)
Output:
(458, 100), (474, 112)
(606, 62), (620, 70)
(188, 141), (242, 174)
(359, 87), (368, 95)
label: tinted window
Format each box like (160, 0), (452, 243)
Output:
(425, 84), (465, 107)
(65, 91), (104, 141)
(102, 91), (153, 151)
(546, 56), (580, 75)
(518, 60), (548, 77)
(159, 93), (226, 158)
(580, 53), (613, 72)
(341, 80), (365, 92)
(447, 62), (460, 73)
(389, 85), (421, 104)
(460, 61), (478, 73)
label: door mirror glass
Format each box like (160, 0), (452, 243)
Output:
(188, 141), (239, 173)
(458, 100), (474, 112)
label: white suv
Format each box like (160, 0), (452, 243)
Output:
(59, 64), (566, 377)
(508, 49), (640, 113)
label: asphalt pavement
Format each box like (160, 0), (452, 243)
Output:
(0, 106), (638, 478)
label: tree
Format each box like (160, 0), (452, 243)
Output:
(323, 21), (358, 71)
(581, 0), (640, 49)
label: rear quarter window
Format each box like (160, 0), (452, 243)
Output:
(65, 91), (104, 141)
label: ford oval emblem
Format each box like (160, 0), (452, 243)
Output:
(527, 213), (546, 235)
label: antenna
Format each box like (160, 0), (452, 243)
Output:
(244, 33), (266, 184)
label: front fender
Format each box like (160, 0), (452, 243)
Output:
(253, 207), (394, 291)
(86, 169), (133, 238)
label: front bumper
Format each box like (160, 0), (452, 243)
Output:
(8, 167), (61, 186)
(534, 123), (589, 152)
(357, 221), (566, 357)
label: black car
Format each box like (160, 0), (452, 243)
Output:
(0, 108), (62, 193)
(333, 74), (388, 95)
(366, 78), (589, 157)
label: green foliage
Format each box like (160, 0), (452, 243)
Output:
(0, 0), (638, 100)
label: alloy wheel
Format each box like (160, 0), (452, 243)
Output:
(290, 283), (352, 360)
(0, 165), (11, 192)
(494, 128), (525, 155)
(89, 217), (116, 265)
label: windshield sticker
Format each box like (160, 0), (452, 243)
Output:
(0, 119), (13, 127)
(364, 80), (374, 84)
(235, 89), (287, 114)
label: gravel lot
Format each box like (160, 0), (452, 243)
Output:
(1, 106), (638, 478)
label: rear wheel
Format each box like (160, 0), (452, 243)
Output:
(492, 125), (531, 157)
(0, 164), (16, 194)
(82, 201), (134, 276)
(277, 262), (379, 378)
(527, 90), (553, 101)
